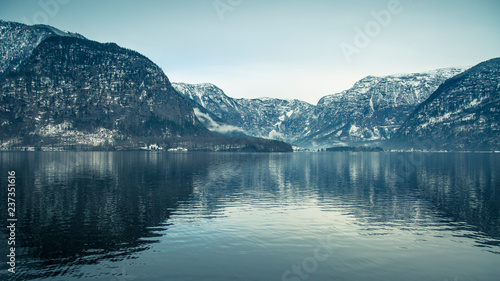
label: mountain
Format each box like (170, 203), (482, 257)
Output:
(0, 36), (207, 148)
(175, 68), (467, 148)
(172, 83), (247, 137)
(173, 83), (316, 142)
(392, 58), (500, 151)
(0, 21), (292, 152)
(4, 20), (493, 152)
(235, 98), (317, 142)
(295, 67), (468, 148)
(0, 20), (85, 77)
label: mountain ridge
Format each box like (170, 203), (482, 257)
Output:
(392, 57), (500, 150)
(1, 20), (497, 151)
(174, 67), (468, 148)
(173, 82), (317, 143)
(0, 20), (85, 77)
(0, 21), (292, 152)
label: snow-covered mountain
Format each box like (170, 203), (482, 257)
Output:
(296, 67), (468, 148)
(393, 58), (500, 151)
(0, 36), (209, 148)
(0, 20), (85, 77)
(172, 83), (246, 136)
(175, 67), (467, 148)
(173, 83), (316, 142)
(3, 20), (495, 151)
(0, 21), (292, 152)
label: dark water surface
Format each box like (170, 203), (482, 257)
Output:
(0, 152), (499, 281)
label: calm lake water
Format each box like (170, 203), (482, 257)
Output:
(0, 152), (499, 281)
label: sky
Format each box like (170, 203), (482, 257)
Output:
(1, 0), (499, 104)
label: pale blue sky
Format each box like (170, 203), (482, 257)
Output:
(1, 0), (499, 103)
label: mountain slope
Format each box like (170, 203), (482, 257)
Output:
(175, 68), (466, 148)
(0, 36), (210, 149)
(173, 82), (316, 142)
(295, 68), (468, 148)
(172, 83), (247, 137)
(235, 97), (316, 142)
(0, 20), (293, 152)
(392, 58), (500, 150)
(0, 20), (85, 77)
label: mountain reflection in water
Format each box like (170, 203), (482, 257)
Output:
(0, 152), (499, 280)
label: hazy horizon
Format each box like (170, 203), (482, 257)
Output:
(1, 0), (499, 104)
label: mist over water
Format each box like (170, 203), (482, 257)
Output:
(0, 152), (499, 280)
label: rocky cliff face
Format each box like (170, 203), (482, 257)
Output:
(392, 58), (500, 151)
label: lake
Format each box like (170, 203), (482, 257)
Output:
(0, 152), (499, 281)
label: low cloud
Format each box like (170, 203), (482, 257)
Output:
(193, 108), (245, 134)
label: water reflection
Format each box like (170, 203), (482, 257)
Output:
(0, 152), (499, 280)
(0, 152), (200, 279)
(415, 153), (500, 243)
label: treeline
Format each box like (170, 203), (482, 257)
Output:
(163, 137), (293, 152)
(324, 146), (384, 152)
(4, 136), (293, 152)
